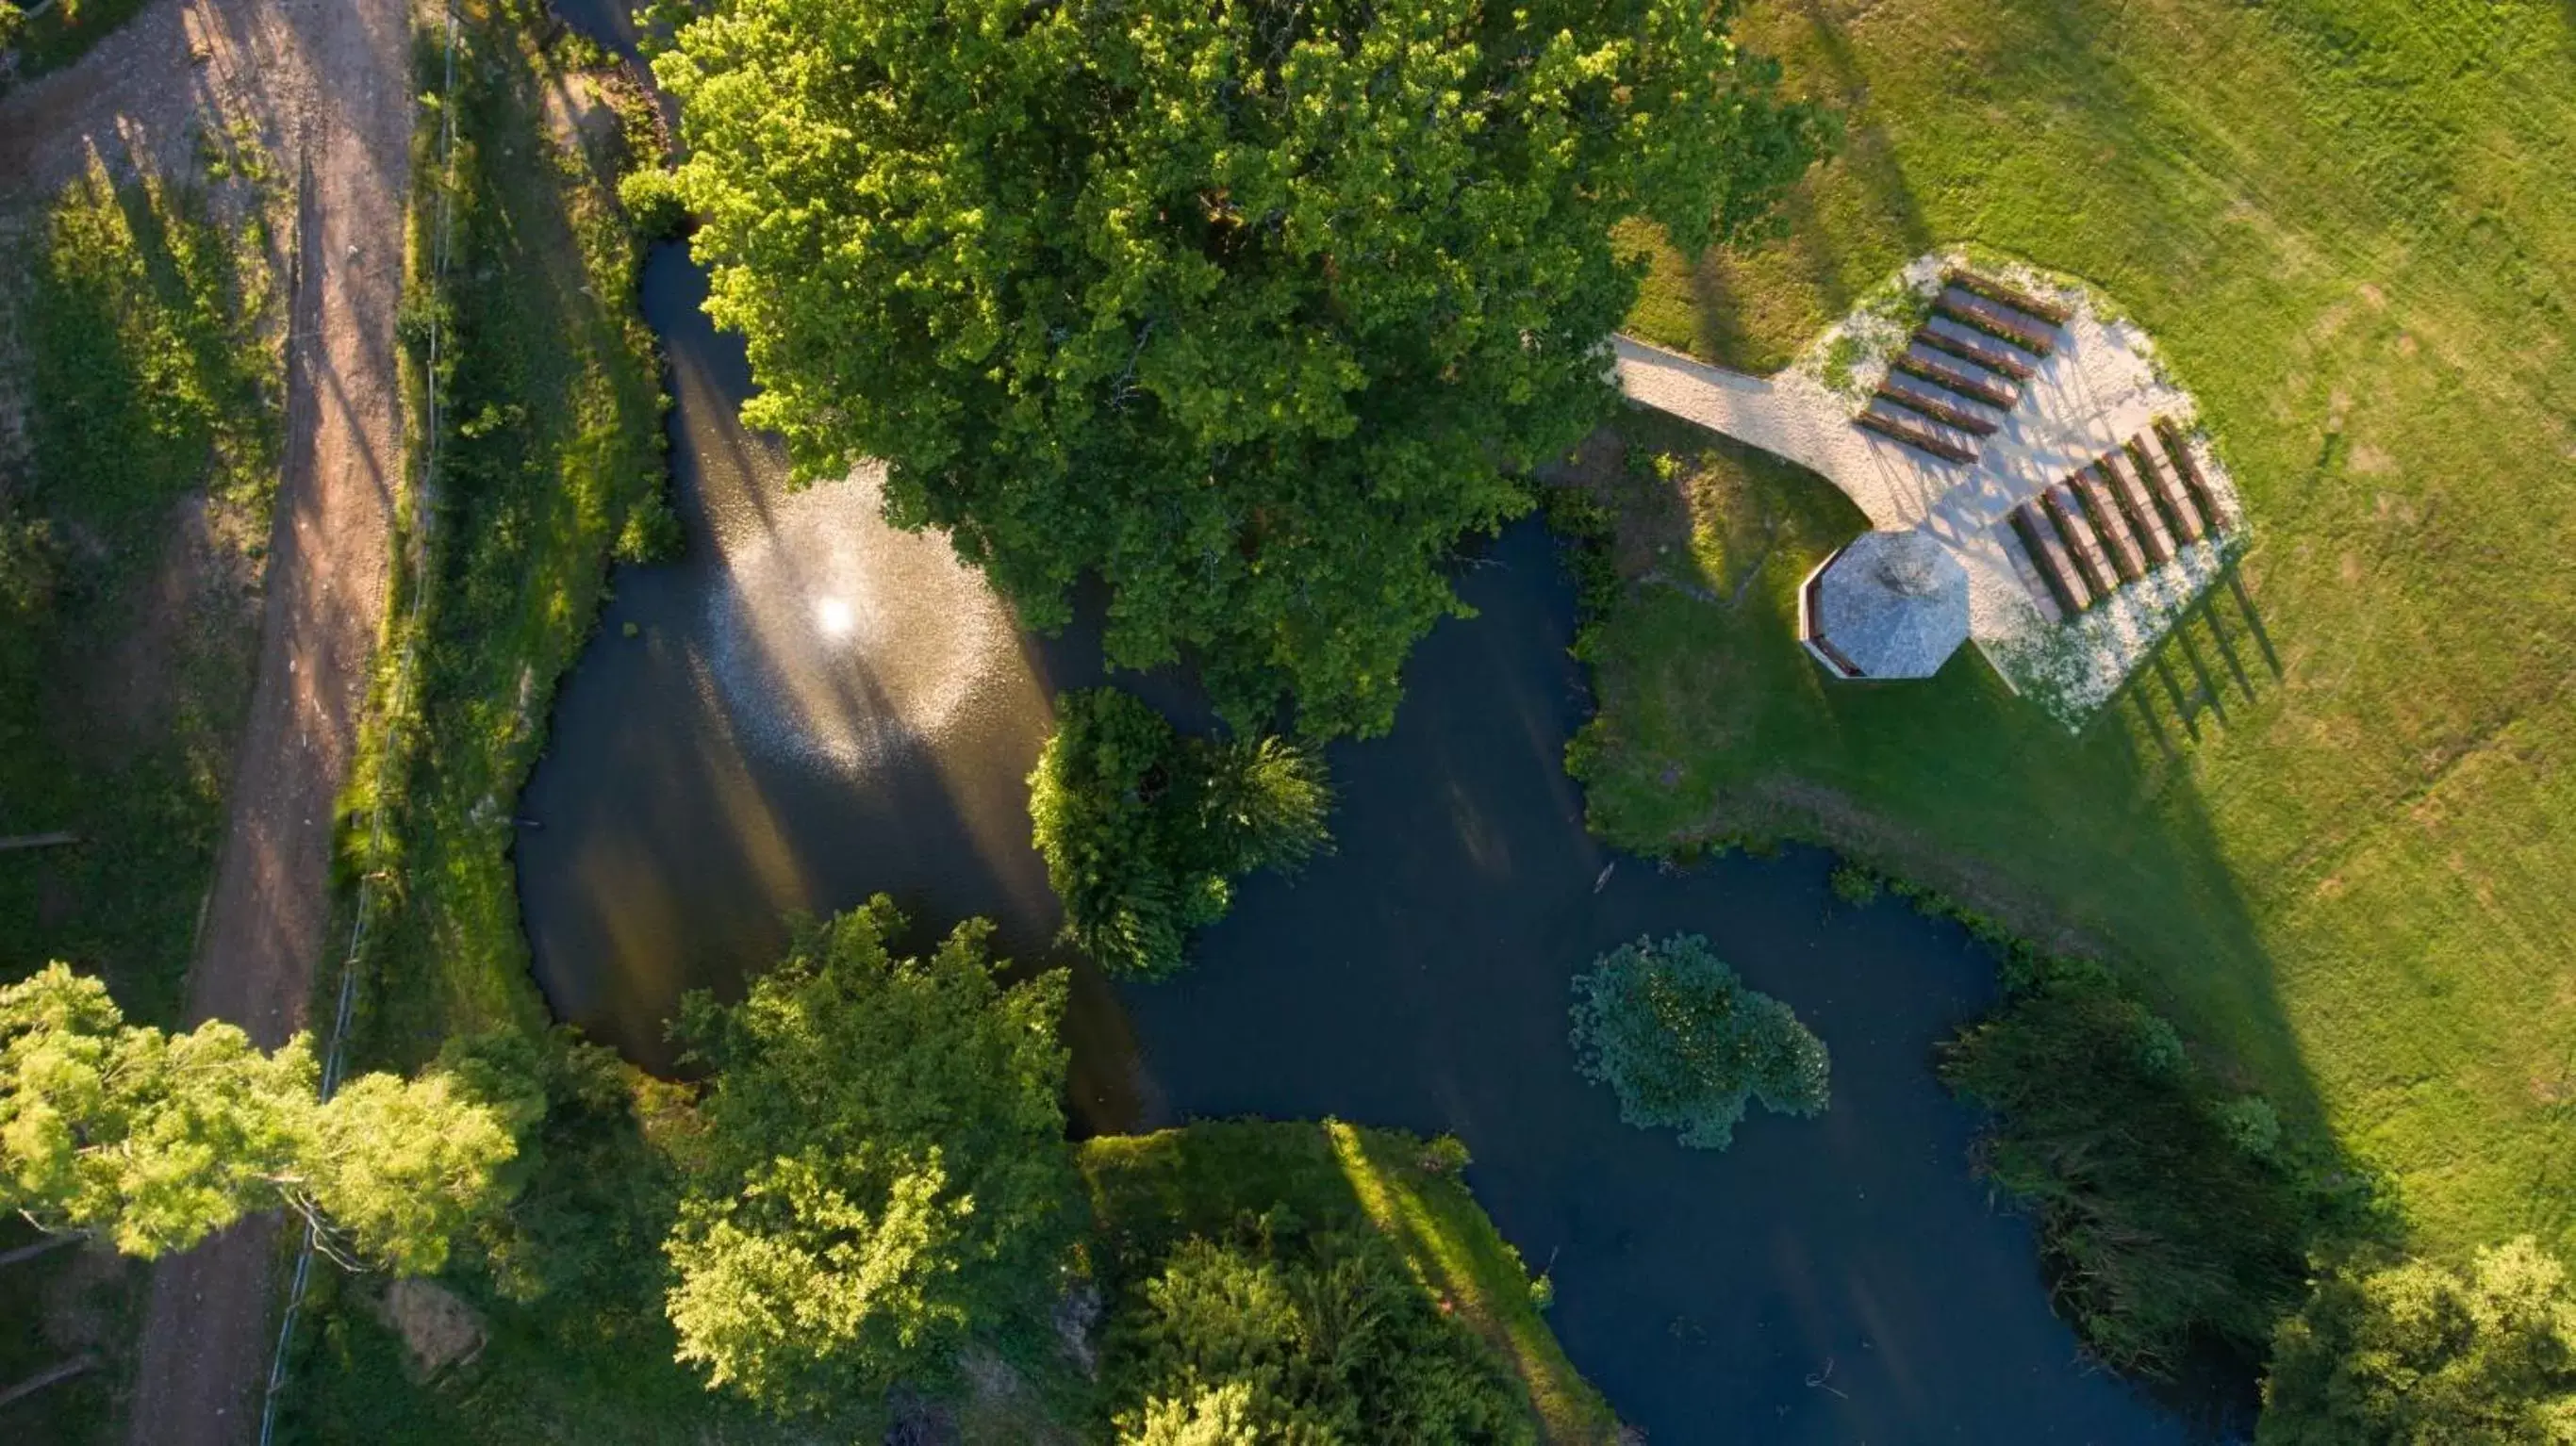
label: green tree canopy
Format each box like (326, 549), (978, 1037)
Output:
(654, 0), (1825, 735)
(1106, 1218), (1532, 1444)
(1030, 687), (1330, 978)
(2259, 1238), (2576, 1445)
(664, 897), (1081, 1410)
(1938, 973), (2342, 1379)
(0, 962), (521, 1271)
(1568, 934), (1827, 1150)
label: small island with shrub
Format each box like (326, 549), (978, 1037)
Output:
(1029, 687), (1332, 978)
(1568, 934), (1829, 1150)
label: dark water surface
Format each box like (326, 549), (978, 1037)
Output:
(521, 12), (2183, 1439)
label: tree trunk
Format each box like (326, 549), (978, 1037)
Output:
(0, 1232), (82, 1269)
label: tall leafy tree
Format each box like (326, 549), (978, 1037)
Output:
(0, 963), (521, 1271)
(654, 0), (1825, 735)
(2260, 1238), (2576, 1444)
(1106, 1221), (1531, 1443)
(664, 898), (1080, 1410)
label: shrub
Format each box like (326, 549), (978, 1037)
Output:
(1568, 934), (1828, 1150)
(1104, 1215), (1532, 1445)
(2258, 1238), (2576, 1444)
(1940, 974), (2359, 1379)
(1827, 863), (1882, 907)
(616, 165), (688, 242)
(1030, 688), (1331, 978)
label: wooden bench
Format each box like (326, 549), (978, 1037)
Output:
(2097, 447), (2176, 565)
(2155, 418), (2233, 534)
(2072, 465), (2148, 582)
(1892, 349), (2019, 409)
(1857, 404), (1978, 464)
(1995, 520), (2070, 622)
(1936, 288), (2059, 357)
(1876, 376), (2001, 436)
(2011, 504), (2091, 614)
(1945, 271), (2074, 326)
(2130, 432), (2206, 543)
(2043, 483), (2119, 596)
(1914, 319), (2039, 381)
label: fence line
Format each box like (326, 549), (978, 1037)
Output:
(256, 8), (461, 1442)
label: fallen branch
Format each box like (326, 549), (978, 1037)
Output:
(0, 832), (79, 853)
(0, 1356), (95, 1410)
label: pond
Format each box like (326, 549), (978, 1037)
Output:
(521, 13), (2187, 1440)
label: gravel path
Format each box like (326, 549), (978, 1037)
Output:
(2, 1), (410, 1440)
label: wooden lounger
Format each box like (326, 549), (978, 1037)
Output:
(2043, 483), (2119, 596)
(1936, 288), (2058, 357)
(2130, 432), (2206, 543)
(1914, 319), (2039, 381)
(2154, 419), (2233, 534)
(1996, 520), (2070, 622)
(1875, 377), (2000, 436)
(2097, 448), (2176, 565)
(1945, 271), (2074, 326)
(2011, 504), (2091, 614)
(2072, 465), (2149, 582)
(1892, 349), (2018, 409)
(1857, 405), (1979, 464)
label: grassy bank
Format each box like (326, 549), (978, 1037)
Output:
(1585, 0), (2576, 1260)
(279, 0), (685, 1435)
(332, 0), (670, 1075)
(0, 133), (284, 1441)
(1082, 1121), (1621, 1445)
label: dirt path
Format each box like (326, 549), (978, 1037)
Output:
(0, 1), (411, 1441)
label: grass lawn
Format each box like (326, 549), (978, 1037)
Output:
(1583, 0), (2576, 1261)
(1080, 1120), (1621, 1446)
(0, 139), (284, 1441)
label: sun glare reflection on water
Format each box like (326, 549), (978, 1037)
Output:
(703, 464), (1021, 775)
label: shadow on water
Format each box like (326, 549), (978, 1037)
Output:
(519, 8), (2194, 1439)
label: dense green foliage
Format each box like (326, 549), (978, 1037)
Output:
(2259, 1238), (2576, 1445)
(665, 898), (1081, 1411)
(0, 963), (520, 1270)
(1567, 933), (1826, 1150)
(1106, 1217), (1532, 1444)
(1030, 687), (1331, 978)
(1082, 1121), (1619, 1444)
(1939, 963), (2357, 1379)
(655, 0), (1823, 735)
